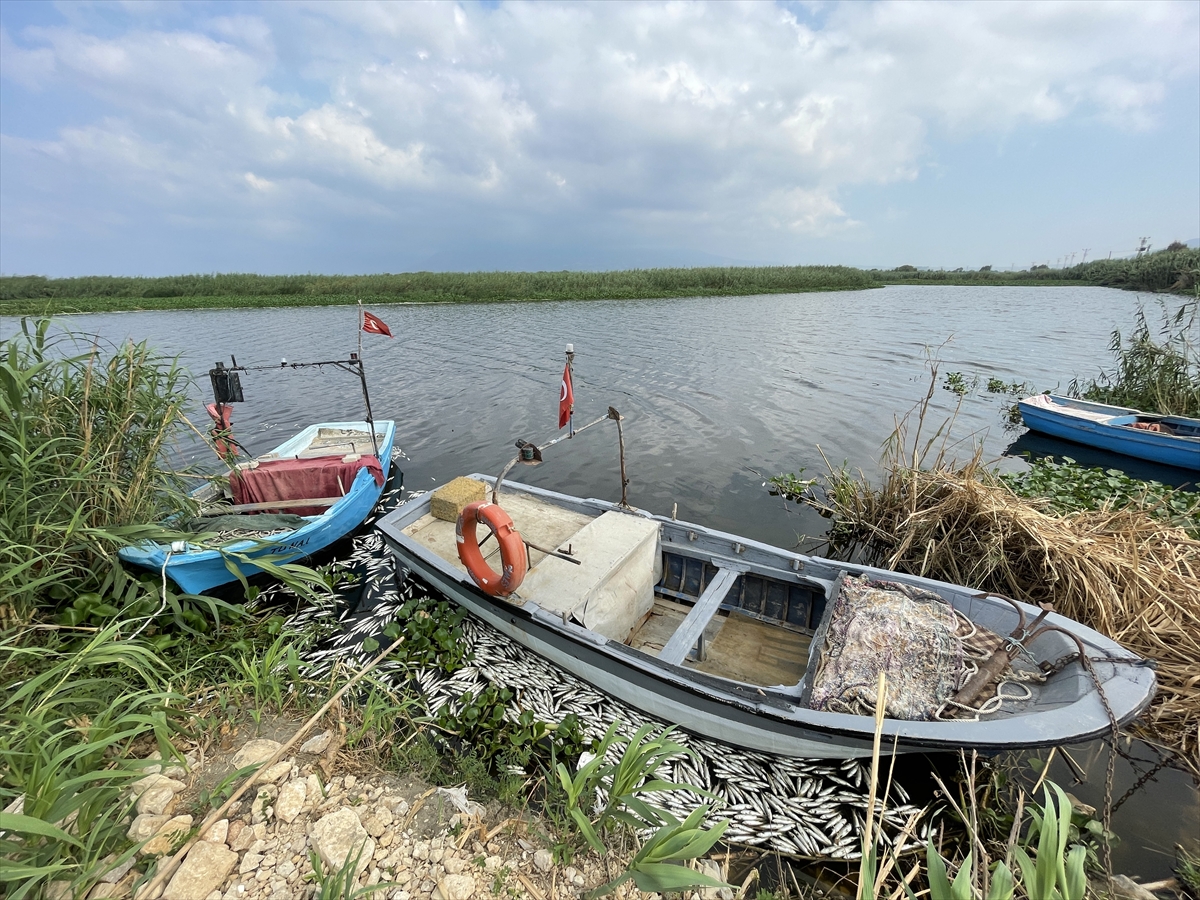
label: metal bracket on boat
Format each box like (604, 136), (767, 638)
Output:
(524, 536), (582, 566)
(491, 406), (627, 505)
(492, 417), (608, 501)
(208, 353), (381, 459)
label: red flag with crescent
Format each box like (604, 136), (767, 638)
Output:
(362, 310), (393, 337)
(559, 363), (574, 429)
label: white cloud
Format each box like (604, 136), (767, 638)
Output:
(1, 0), (1196, 270)
(244, 171), (273, 191)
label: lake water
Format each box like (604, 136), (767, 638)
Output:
(6, 284), (1195, 878)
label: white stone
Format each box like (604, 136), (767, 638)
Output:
(228, 821), (254, 852)
(533, 849), (553, 873)
(131, 773), (178, 795)
(142, 815), (195, 856)
(311, 808), (374, 875)
(137, 783), (178, 816)
(275, 780), (307, 825)
(305, 773), (324, 803)
(251, 785), (277, 824)
(89, 871), (137, 898)
(239, 852), (263, 875)
(261, 761), (293, 784)
(299, 730), (333, 755)
(99, 853), (137, 884)
(432, 874), (476, 900)
(203, 819), (229, 844)
(128, 813), (170, 842)
(231, 740), (283, 770)
(162, 842), (237, 900)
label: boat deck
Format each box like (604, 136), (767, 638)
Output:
(629, 597), (810, 687)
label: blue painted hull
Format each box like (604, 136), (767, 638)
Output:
(1018, 395), (1199, 471)
(119, 420), (396, 594)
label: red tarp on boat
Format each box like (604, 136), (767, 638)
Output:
(231, 456), (384, 516)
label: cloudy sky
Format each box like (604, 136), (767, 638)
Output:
(1, 0), (1197, 276)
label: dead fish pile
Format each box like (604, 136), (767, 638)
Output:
(258, 486), (931, 861)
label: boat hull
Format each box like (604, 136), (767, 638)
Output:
(378, 476), (1157, 758)
(1018, 395), (1200, 471)
(119, 420), (396, 594)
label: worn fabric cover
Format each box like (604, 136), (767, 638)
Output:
(230, 455), (383, 516)
(807, 575), (967, 720)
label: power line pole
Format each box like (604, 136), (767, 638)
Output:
(1081, 248), (1089, 264)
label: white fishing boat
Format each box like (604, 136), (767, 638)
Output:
(377, 470), (1156, 759)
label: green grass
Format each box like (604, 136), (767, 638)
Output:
(1, 265), (876, 315)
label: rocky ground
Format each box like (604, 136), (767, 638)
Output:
(68, 718), (738, 900)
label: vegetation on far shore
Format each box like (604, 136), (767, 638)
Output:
(1, 246), (1196, 315)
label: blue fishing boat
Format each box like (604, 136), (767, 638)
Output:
(120, 419), (396, 594)
(121, 333), (399, 594)
(1017, 394), (1200, 471)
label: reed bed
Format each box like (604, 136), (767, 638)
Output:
(815, 455), (1200, 770)
(0, 264), (874, 315)
(0, 319), (191, 624)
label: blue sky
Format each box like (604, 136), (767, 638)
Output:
(1, 0), (1197, 277)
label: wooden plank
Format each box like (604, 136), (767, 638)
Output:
(201, 497), (342, 514)
(657, 567), (741, 666)
(686, 612), (810, 686)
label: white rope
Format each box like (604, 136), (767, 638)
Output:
(127, 549), (173, 642)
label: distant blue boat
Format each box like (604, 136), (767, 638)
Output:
(119, 420), (396, 593)
(1017, 394), (1200, 471)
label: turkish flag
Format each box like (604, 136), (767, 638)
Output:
(558, 363), (574, 429)
(362, 310), (393, 337)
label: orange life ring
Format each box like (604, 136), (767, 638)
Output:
(456, 501), (527, 597)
